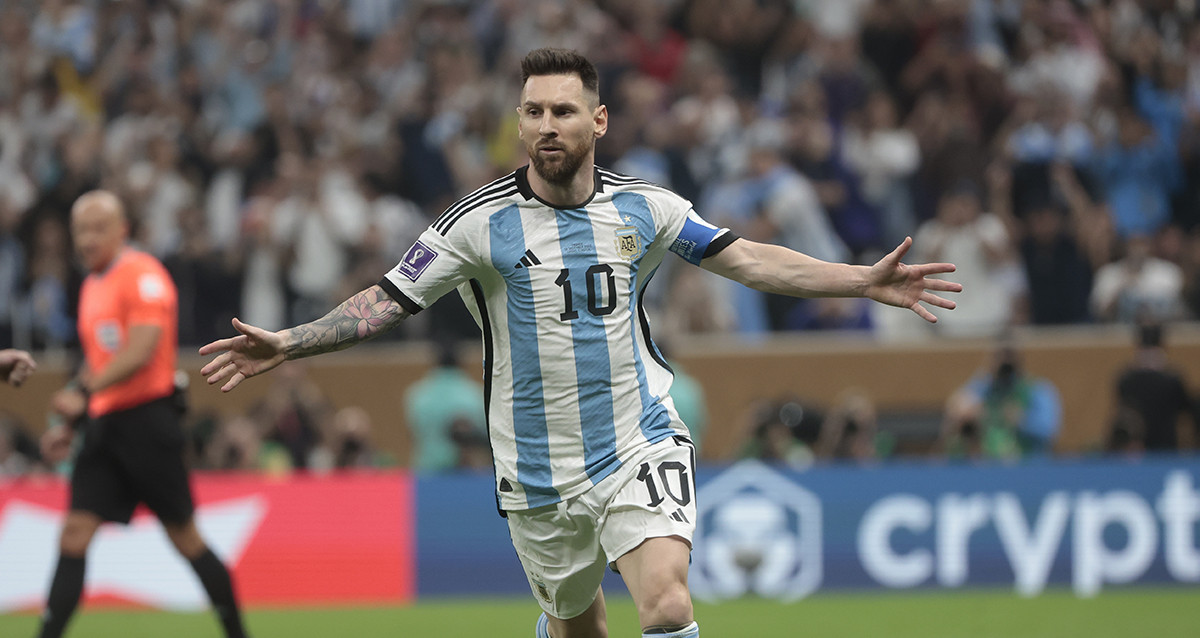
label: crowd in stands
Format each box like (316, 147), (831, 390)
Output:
(4, 0), (1200, 474)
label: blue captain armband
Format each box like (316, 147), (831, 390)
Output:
(669, 213), (733, 265)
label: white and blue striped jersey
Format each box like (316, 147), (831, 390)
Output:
(380, 166), (736, 511)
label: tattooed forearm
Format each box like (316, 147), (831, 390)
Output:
(281, 285), (409, 359)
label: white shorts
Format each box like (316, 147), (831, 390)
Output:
(506, 435), (698, 619)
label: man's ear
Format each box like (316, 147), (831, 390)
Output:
(594, 104), (608, 139)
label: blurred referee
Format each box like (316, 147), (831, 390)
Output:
(35, 191), (249, 638)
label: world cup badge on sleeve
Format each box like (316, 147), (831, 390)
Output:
(397, 240), (438, 282)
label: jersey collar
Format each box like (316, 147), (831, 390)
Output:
(515, 165), (604, 210)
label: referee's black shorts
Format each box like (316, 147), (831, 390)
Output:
(70, 394), (195, 525)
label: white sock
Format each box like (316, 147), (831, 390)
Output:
(536, 612), (552, 638)
(643, 621), (699, 637)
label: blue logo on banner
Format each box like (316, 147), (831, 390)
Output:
(690, 461), (823, 602)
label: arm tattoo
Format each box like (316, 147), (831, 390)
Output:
(282, 285), (409, 359)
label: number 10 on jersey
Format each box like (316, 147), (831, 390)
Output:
(555, 265), (617, 322)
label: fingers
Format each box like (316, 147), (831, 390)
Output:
(886, 236), (913, 264)
(921, 292), (957, 310)
(232, 317), (269, 340)
(923, 277), (963, 293)
(198, 336), (241, 356)
(221, 371), (246, 393)
(909, 293), (957, 323)
(206, 361), (238, 386)
(200, 351), (231, 377)
(9, 361), (33, 387)
(199, 317), (262, 356)
(915, 262), (957, 277)
(911, 303), (938, 323)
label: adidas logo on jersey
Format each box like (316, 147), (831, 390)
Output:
(669, 508), (689, 523)
(513, 250), (541, 269)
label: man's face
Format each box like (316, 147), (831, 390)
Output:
(71, 198), (127, 272)
(518, 73), (606, 186)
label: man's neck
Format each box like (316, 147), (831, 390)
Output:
(526, 161), (596, 208)
(92, 247), (126, 275)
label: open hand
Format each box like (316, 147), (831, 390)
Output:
(199, 317), (288, 392)
(866, 237), (962, 323)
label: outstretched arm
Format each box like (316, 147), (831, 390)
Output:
(700, 236), (961, 323)
(199, 284), (410, 392)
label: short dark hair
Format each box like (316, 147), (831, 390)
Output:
(520, 48), (599, 96)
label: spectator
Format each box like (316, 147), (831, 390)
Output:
(0, 188), (27, 348)
(8, 0), (1200, 351)
(273, 153), (368, 324)
(404, 339), (486, 473)
(1109, 322), (1197, 453)
(1091, 106), (1178, 240)
(308, 406), (397, 472)
(911, 181), (1022, 337)
(448, 415), (493, 472)
(1090, 233), (1185, 323)
(841, 89), (921, 250)
(705, 117), (849, 333)
(0, 411), (38, 476)
(988, 161), (1098, 325)
(249, 362), (329, 471)
(816, 388), (893, 463)
(24, 216), (77, 349)
(741, 397), (820, 470)
(939, 343), (1062, 461)
(205, 415), (292, 475)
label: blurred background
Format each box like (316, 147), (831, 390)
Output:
(1, 0), (1199, 636)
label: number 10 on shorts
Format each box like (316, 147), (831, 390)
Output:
(635, 460), (692, 509)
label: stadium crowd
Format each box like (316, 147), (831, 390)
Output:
(3, 0), (1200, 474)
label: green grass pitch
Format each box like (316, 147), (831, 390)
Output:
(2, 589), (1197, 637)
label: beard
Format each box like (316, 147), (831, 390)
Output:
(528, 136), (592, 186)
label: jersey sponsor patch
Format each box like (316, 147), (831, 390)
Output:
(396, 240), (438, 281)
(137, 273), (167, 301)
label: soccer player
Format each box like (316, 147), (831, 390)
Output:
(0, 348), (36, 386)
(199, 49), (961, 638)
(36, 191), (249, 638)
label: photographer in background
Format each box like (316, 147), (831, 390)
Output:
(939, 342), (1061, 460)
(1108, 321), (1198, 454)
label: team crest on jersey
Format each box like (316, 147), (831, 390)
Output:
(615, 226), (643, 261)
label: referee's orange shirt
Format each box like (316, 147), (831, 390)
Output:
(78, 248), (178, 417)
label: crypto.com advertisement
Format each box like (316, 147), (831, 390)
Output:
(0, 472), (414, 611)
(418, 456), (1200, 599)
(688, 457), (1200, 600)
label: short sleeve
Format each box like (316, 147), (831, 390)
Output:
(379, 225), (479, 314)
(124, 265), (175, 327)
